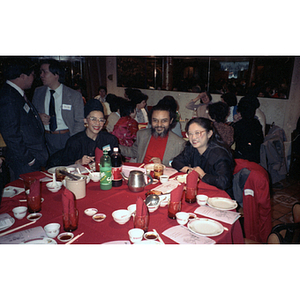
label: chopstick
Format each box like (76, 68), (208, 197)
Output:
(66, 232), (84, 244)
(153, 229), (165, 244)
(0, 221), (36, 237)
(41, 171), (53, 178)
(138, 163), (145, 168)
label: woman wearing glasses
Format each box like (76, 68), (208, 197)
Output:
(172, 117), (234, 198)
(61, 99), (118, 166)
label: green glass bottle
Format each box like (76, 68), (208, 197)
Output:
(100, 150), (112, 190)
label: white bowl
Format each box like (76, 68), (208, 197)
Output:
(92, 213), (106, 222)
(147, 204), (159, 213)
(12, 206), (27, 219)
(144, 231), (158, 241)
(128, 228), (144, 243)
(196, 194), (208, 206)
(112, 209), (131, 225)
(160, 175), (169, 184)
(176, 212), (189, 225)
(89, 172), (100, 182)
(84, 208), (98, 216)
(44, 223), (60, 238)
(127, 204), (136, 216)
(46, 181), (63, 193)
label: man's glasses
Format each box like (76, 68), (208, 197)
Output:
(87, 117), (105, 123)
(186, 130), (206, 138)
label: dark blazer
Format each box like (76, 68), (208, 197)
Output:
(0, 83), (49, 177)
(32, 85), (84, 136)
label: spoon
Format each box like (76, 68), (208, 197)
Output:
(52, 172), (57, 185)
(76, 167), (82, 174)
(145, 194), (160, 206)
(84, 167), (92, 174)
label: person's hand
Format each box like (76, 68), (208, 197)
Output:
(193, 166), (206, 179)
(39, 113), (50, 125)
(149, 157), (162, 164)
(76, 155), (95, 165)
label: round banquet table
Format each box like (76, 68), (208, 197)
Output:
(0, 165), (244, 244)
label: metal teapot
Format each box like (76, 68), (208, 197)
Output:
(122, 170), (153, 193)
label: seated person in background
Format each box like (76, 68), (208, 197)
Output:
(172, 117), (234, 198)
(112, 101), (138, 148)
(119, 103), (186, 166)
(186, 91), (213, 119)
(234, 94), (266, 136)
(208, 101), (234, 147)
(105, 94), (122, 132)
(232, 96), (264, 163)
(61, 99), (118, 166)
(157, 96), (182, 137)
(220, 92), (237, 123)
(131, 90), (149, 124)
(94, 86), (111, 116)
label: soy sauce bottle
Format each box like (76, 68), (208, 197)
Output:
(100, 150), (112, 190)
(111, 147), (123, 187)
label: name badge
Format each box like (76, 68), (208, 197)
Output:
(23, 103), (30, 113)
(103, 144), (111, 152)
(62, 104), (72, 110)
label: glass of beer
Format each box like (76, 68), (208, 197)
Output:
(153, 164), (164, 179)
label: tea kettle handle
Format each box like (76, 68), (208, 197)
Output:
(145, 173), (153, 186)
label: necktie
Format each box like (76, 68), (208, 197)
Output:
(49, 90), (57, 132)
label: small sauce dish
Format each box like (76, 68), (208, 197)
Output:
(144, 231), (158, 241)
(58, 232), (74, 243)
(92, 213), (106, 222)
(84, 208), (98, 216)
(27, 213), (42, 221)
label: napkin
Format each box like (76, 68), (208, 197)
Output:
(170, 183), (184, 203)
(61, 187), (77, 227)
(136, 196), (148, 217)
(28, 179), (40, 197)
(186, 170), (198, 189)
(95, 147), (103, 170)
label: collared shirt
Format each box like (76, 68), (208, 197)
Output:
(6, 80), (24, 97)
(44, 84), (68, 131)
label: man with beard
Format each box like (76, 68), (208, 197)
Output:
(119, 103), (186, 166)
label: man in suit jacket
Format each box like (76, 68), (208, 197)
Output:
(0, 58), (49, 181)
(119, 103), (186, 166)
(32, 59), (84, 156)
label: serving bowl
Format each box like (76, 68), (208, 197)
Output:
(44, 223), (60, 238)
(46, 181), (63, 193)
(89, 172), (100, 182)
(84, 208), (98, 216)
(112, 209), (131, 225)
(12, 206), (27, 219)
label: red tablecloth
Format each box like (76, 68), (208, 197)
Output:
(0, 166), (244, 244)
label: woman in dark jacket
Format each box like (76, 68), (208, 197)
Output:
(172, 117), (234, 198)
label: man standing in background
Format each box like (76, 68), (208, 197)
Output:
(32, 58), (84, 156)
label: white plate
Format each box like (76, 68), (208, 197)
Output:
(0, 216), (15, 232)
(207, 197), (238, 211)
(23, 238), (57, 244)
(47, 166), (69, 174)
(134, 240), (162, 245)
(188, 218), (224, 237)
(101, 240), (131, 245)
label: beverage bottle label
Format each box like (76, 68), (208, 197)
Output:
(100, 166), (112, 189)
(111, 166), (122, 181)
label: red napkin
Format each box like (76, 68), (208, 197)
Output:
(170, 183), (184, 203)
(28, 179), (40, 197)
(61, 187), (77, 227)
(136, 196), (148, 217)
(95, 147), (103, 170)
(186, 170), (198, 189)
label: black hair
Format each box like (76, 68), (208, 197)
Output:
(157, 96), (178, 129)
(221, 92), (237, 107)
(106, 94), (122, 112)
(84, 99), (104, 117)
(237, 96), (256, 119)
(185, 117), (229, 150)
(2, 57), (35, 80)
(98, 85), (107, 94)
(149, 103), (176, 128)
(208, 102), (229, 123)
(124, 87), (141, 99)
(40, 58), (65, 83)
(120, 101), (136, 117)
(130, 90), (148, 105)
(200, 91), (212, 103)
